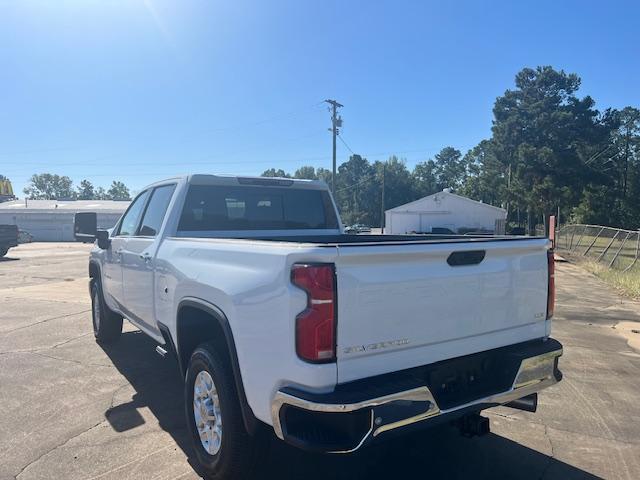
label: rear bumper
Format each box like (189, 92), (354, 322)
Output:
(271, 338), (563, 453)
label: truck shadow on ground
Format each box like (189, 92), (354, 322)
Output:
(101, 331), (599, 480)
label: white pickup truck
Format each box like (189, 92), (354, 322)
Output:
(86, 174), (562, 479)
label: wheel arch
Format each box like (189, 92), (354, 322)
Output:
(89, 260), (100, 281)
(175, 297), (258, 434)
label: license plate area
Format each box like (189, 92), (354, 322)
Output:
(425, 349), (521, 409)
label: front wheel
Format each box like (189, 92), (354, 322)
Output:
(185, 343), (267, 479)
(0, 247), (8, 257)
(90, 280), (123, 344)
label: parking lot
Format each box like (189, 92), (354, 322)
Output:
(2, 243), (640, 480)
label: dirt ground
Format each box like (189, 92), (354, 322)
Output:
(1, 243), (640, 479)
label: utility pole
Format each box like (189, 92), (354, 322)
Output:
(623, 120), (631, 199)
(506, 162), (511, 220)
(380, 162), (386, 232)
(324, 99), (343, 195)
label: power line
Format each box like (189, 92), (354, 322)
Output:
(2, 130), (328, 170)
(584, 113), (640, 167)
(335, 173), (377, 193)
(584, 144), (614, 166)
(0, 101), (327, 160)
(1, 141), (475, 170)
(4, 141), (480, 182)
(178, 101), (327, 140)
(337, 133), (356, 155)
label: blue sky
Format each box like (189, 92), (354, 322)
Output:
(1, 0), (639, 196)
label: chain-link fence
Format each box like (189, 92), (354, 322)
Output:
(556, 224), (640, 272)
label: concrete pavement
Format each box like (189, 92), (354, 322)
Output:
(1, 243), (640, 479)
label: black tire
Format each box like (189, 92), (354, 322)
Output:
(185, 342), (268, 479)
(90, 279), (123, 344)
(0, 247), (7, 257)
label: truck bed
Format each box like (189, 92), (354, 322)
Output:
(169, 231), (552, 384)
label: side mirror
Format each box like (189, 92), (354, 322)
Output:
(96, 230), (111, 250)
(74, 212), (97, 243)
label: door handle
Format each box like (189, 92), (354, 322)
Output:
(140, 252), (152, 263)
(115, 248), (124, 255)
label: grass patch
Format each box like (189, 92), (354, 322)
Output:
(579, 259), (640, 299)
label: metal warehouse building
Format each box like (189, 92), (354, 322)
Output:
(385, 190), (507, 235)
(0, 199), (130, 242)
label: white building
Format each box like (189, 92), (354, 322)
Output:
(384, 190), (507, 235)
(0, 199), (129, 242)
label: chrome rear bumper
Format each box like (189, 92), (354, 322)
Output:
(271, 341), (563, 453)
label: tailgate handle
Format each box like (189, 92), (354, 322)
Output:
(447, 250), (486, 266)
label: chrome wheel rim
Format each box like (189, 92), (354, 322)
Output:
(193, 370), (223, 455)
(92, 289), (100, 333)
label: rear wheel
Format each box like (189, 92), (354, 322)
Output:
(185, 342), (267, 479)
(90, 280), (123, 343)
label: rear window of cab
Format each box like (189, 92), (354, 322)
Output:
(178, 185), (339, 231)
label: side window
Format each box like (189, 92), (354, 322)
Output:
(138, 184), (177, 237)
(117, 190), (150, 236)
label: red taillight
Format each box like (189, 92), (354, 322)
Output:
(291, 264), (336, 363)
(547, 250), (555, 319)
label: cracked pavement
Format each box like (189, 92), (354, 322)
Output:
(1, 243), (640, 479)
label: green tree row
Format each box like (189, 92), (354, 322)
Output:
(23, 174), (131, 201)
(264, 66), (640, 230)
(262, 150), (480, 227)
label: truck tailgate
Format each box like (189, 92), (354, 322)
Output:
(335, 238), (550, 383)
